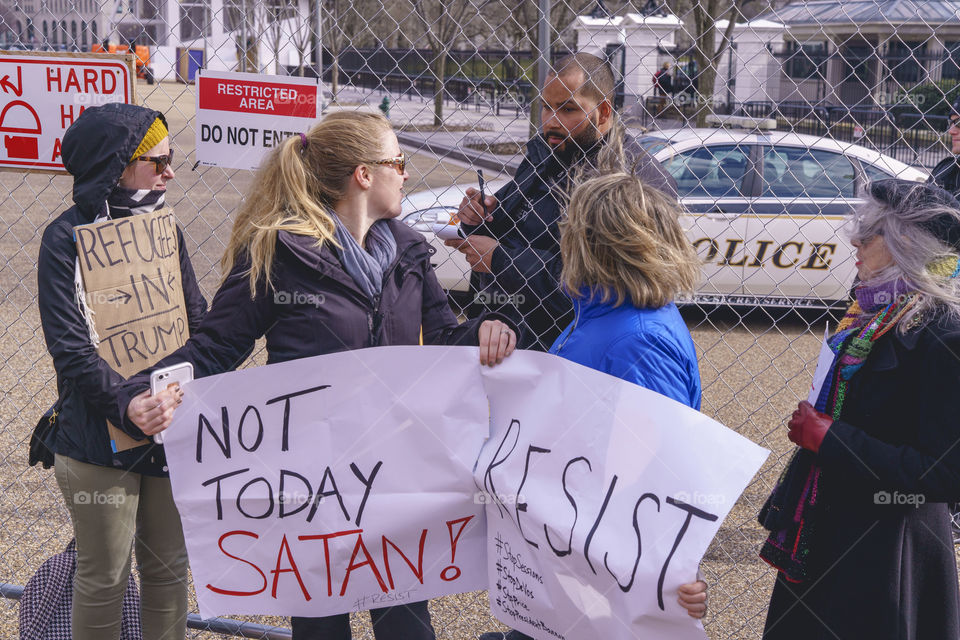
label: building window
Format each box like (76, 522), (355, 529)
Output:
(71, 19), (77, 45)
(91, 19), (97, 44)
(138, 0), (162, 20)
(887, 39), (926, 84)
(180, 0), (210, 40)
(785, 41), (827, 80)
(942, 42), (960, 81)
(222, 0), (243, 33)
(42, 20), (48, 42)
(843, 43), (874, 85)
(27, 18), (34, 42)
(222, 0), (292, 33)
(81, 20), (86, 47)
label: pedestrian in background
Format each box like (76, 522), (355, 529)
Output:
(929, 96), (960, 198)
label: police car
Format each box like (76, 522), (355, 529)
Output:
(403, 129), (928, 308)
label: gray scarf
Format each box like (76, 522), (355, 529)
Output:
(331, 215), (398, 301)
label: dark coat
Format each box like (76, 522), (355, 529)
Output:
(118, 220), (510, 407)
(928, 155), (960, 199)
(37, 103), (207, 476)
(462, 132), (677, 351)
(763, 315), (960, 640)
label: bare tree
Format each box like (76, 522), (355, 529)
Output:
(689, 0), (746, 126)
(263, 0), (296, 75)
(288, 6), (313, 77)
(409, 0), (498, 126)
(322, 0), (370, 101)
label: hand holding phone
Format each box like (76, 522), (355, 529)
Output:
(149, 362), (193, 444)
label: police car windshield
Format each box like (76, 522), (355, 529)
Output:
(637, 135), (668, 152)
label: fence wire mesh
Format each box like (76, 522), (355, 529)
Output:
(1, 0), (959, 638)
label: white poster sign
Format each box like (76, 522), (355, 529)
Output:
(0, 51), (135, 172)
(807, 323), (834, 404)
(164, 346), (768, 633)
(163, 346), (489, 618)
(194, 70), (320, 171)
(475, 351), (769, 640)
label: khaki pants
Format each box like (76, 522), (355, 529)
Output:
(55, 454), (188, 640)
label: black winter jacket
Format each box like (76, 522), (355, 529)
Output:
(764, 314), (960, 639)
(37, 103), (207, 476)
(928, 155), (960, 199)
(462, 132), (677, 351)
(118, 220), (511, 411)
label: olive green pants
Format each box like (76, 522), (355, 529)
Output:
(55, 454), (188, 640)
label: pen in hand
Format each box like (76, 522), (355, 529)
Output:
(477, 169), (490, 221)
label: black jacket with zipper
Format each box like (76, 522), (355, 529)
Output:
(37, 103), (208, 476)
(117, 220), (512, 411)
(461, 132), (677, 351)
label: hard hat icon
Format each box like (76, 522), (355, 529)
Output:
(0, 100), (42, 160)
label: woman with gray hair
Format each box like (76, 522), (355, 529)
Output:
(759, 179), (960, 639)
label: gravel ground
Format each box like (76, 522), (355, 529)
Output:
(1, 80), (953, 639)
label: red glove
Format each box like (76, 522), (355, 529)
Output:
(787, 401), (832, 453)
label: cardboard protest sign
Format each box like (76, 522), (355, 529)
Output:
(195, 70), (321, 171)
(0, 51), (136, 172)
(74, 207), (188, 451)
(162, 346), (489, 618)
(475, 351), (769, 640)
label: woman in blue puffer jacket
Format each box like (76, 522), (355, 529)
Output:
(553, 170), (707, 614)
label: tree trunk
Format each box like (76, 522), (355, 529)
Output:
(692, 11), (717, 127)
(431, 49), (447, 126)
(331, 57), (340, 101)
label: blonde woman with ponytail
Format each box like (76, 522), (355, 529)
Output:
(120, 111), (517, 640)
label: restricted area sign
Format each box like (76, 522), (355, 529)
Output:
(0, 51), (136, 172)
(195, 70), (321, 171)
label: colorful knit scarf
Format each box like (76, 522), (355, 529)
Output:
(757, 289), (918, 583)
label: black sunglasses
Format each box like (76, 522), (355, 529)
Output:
(134, 149), (175, 174)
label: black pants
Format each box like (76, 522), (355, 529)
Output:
(292, 601), (435, 640)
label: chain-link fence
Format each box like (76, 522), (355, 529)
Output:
(1, 0), (959, 638)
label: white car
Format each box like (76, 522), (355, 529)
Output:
(403, 129), (928, 308)
(402, 180), (507, 296)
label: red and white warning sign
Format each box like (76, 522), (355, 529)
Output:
(0, 51), (135, 172)
(195, 70), (321, 171)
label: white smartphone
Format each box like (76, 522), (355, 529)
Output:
(149, 362), (194, 445)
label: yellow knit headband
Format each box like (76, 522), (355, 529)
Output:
(131, 118), (168, 160)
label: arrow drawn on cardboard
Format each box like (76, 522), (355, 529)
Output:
(107, 289), (132, 304)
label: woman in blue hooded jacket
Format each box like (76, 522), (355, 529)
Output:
(553, 171), (707, 611)
(482, 172), (708, 640)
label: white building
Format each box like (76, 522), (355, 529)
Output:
(4, 0), (315, 82)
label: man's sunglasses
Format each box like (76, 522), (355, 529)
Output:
(373, 152), (406, 175)
(134, 149), (175, 174)
(947, 117), (960, 132)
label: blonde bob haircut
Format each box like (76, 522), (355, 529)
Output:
(222, 110), (393, 296)
(560, 172), (700, 309)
